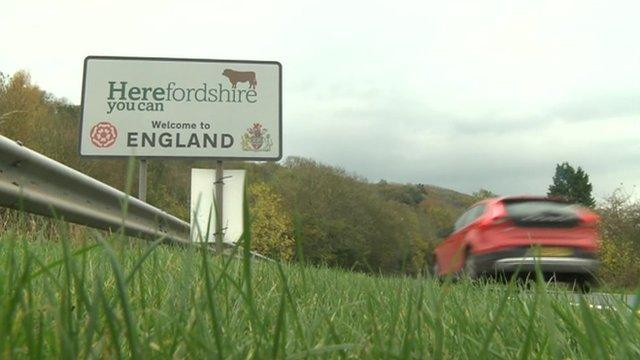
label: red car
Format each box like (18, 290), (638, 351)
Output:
(432, 196), (599, 285)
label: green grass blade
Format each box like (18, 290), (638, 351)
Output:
(96, 238), (143, 359)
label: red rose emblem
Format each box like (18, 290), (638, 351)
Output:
(90, 122), (118, 148)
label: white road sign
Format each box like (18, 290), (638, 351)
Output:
(190, 168), (245, 244)
(80, 56), (282, 160)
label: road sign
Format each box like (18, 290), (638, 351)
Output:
(80, 56), (282, 160)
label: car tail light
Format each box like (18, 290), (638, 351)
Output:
(577, 209), (599, 227)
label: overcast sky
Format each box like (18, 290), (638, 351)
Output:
(2, 0), (639, 201)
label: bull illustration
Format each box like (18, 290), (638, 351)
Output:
(222, 69), (257, 89)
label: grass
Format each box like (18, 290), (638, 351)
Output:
(0, 225), (639, 359)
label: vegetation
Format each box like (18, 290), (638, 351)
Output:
(471, 189), (499, 202)
(547, 162), (596, 207)
(0, 225), (639, 359)
(597, 190), (640, 288)
(248, 182), (296, 260)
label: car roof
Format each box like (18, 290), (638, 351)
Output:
(471, 195), (569, 207)
(498, 195), (557, 201)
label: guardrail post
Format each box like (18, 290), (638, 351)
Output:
(215, 160), (224, 253)
(138, 158), (147, 201)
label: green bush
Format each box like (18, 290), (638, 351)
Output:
(597, 190), (640, 288)
(248, 182), (296, 260)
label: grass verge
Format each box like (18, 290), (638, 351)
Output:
(0, 227), (638, 359)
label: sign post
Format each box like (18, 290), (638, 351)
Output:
(80, 56), (282, 248)
(214, 160), (224, 252)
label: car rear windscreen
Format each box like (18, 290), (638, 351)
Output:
(503, 200), (580, 228)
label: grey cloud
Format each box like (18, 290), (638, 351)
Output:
(550, 91), (640, 122)
(285, 87), (640, 201)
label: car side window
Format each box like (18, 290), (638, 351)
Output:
(453, 213), (464, 231)
(454, 204), (486, 232)
(454, 209), (472, 231)
(453, 217), (462, 231)
(469, 204), (486, 223)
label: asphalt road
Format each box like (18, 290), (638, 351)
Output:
(574, 292), (638, 310)
(507, 289), (638, 311)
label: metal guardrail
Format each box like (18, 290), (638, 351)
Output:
(0, 134), (272, 261)
(0, 135), (190, 245)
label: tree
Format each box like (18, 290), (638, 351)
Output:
(248, 182), (296, 260)
(0, 70), (52, 149)
(597, 189), (640, 287)
(471, 189), (498, 202)
(547, 162), (595, 207)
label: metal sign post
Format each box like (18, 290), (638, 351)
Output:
(214, 160), (224, 253)
(138, 158), (147, 201)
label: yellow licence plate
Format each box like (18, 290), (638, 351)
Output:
(528, 247), (573, 257)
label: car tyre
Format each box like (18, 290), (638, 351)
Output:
(573, 276), (595, 294)
(432, 260), (443, 283)
(431, 255), (444, 284)
(462, 253), (478, 280)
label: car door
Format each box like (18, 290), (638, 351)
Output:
(437, 209), (473, 273)
(450, 205), (487, 271)
(438, 205), (486, 273)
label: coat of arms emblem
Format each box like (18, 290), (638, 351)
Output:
(242, 123), (273, 152)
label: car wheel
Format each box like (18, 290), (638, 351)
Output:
(462, 253), (478, 280)
(432, 259), (443, 283)
(572, 276), (594, 294)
